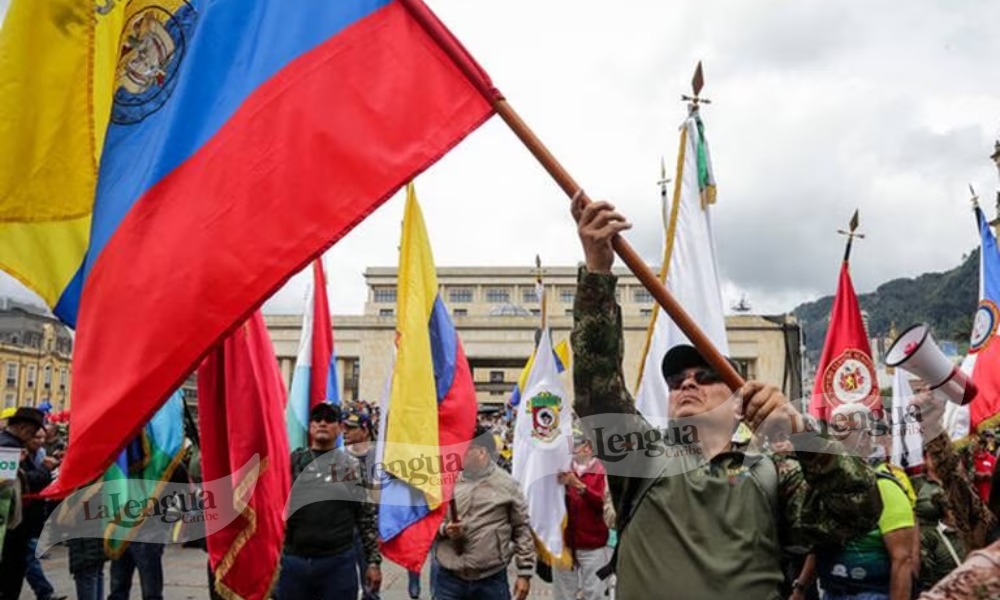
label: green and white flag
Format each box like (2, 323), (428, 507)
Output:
(635, 112), (729, 425)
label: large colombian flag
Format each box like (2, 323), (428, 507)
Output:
(378, 184), (478, 571)
(8, 0), (499, 497)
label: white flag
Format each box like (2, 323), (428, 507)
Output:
(635, 113), (729, 425)
(512, 327), (573, 566)
(890, 369), (923, 468)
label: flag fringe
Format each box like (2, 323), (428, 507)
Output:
(531, 517), (573, 571)
(102, 443), (188, 559)
(212, 458), (273, 600)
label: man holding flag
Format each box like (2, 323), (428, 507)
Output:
(435, 426), (535, 600)
(570, 196), (881, 599)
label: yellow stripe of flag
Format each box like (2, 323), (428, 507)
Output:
(0, 0), (123, 306)
(384, 184), (443, 507)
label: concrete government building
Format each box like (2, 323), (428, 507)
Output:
(266, 266), (804, 408)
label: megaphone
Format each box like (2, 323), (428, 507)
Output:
(885, 323), (977, 405)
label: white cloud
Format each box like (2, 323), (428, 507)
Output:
(4, 0), (1000, 322)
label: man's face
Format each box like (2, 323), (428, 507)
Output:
(666, 366), (734, 422)
(831, 407), (874, 456)
(309, 414), (340, 444)
(573, 442), (592, 463)
(463, 445), (489, 472)
(9, 422), (39, 444)
(27, 427), (46, 452)
(343, 425), (368, 446)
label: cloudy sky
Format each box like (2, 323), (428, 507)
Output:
(1, 0), (999, 318)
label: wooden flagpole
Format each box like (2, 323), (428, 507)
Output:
(398, 1), (744, 391)
(492, 101), (745, 392)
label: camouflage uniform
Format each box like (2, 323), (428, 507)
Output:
(571, 267), (882, 599)
(924, 434), (998, 551)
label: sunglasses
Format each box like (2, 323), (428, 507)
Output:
(310, 415), (340, 424)
(665, 367), (723, 391)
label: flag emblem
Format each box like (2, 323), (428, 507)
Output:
(113, 0), (198, 124)
(823, 349), (877, 405)
(529, 391), (562, 442)
(970, 299), (999, 353)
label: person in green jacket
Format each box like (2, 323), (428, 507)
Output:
(569, 197), (882, 600)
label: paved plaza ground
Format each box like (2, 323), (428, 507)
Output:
(20, 544), (558, 599)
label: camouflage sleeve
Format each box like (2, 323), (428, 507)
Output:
(778, 439), (883, 551)
(356, 493), (382, 566)
(571, 266), (662, 486)
(925, 433), (997, 550)
(571, 266), (635, 420)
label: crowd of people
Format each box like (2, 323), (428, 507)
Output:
(0, 200), (999, 600)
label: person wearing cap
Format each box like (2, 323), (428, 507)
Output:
(278, 403), (382, 600)
(553, 428), (610, 600)
(805, 403), (916, 600)
(435, 425), (535, 600)
(0, 407), (46, 600)
(342, 404), (386, 600)
(569, 198), (881, 599)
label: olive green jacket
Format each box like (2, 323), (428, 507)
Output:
(571, 267), (882, 600)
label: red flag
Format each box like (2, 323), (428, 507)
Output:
(198, 311), (291, 600)
(809, 263), (879, 421)
(967, 207), (1000, 432)
(310, 260), (336, 408)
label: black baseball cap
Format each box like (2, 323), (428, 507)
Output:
(310, 403), (342, 422)
(8, 407), (44, 430)
(661, 344), (739, 382)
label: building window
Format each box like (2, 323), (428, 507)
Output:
(4, 393), (14, 408)
(634, 288), (654, 304)
(564, 308), (574, 317)
(485, 288), (511, 303)
(489, 371), (504, 383)
(640, 308), (653, 317)
(453, 308), (468, 317)
(373, 287), (397, 304)
(530, 308), (541, 316)
(60, 368), (67, 391)
(559, 288), (575, 304)
(26, 365), (35, 388)
(448, 288), (473, 304)
(43, 365), (52, 390)
(378, 308), (394, 317)
(522, 288), (540, 303)
(5, 362), (16, 388)
(732, 359), (757, 381)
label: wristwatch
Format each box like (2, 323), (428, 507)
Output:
(791, 579), (805, 592)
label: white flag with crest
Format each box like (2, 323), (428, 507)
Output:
(512, 326), (573, 567)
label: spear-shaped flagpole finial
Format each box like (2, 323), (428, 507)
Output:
(680, 61), (711, 114)
(836, 209), (865, 263)
(970, 183), (980, 209)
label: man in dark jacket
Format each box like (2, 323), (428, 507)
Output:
(569, 197), (882, 599)
(278, 403), (382, 600)
(0, 407), (46, 600)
